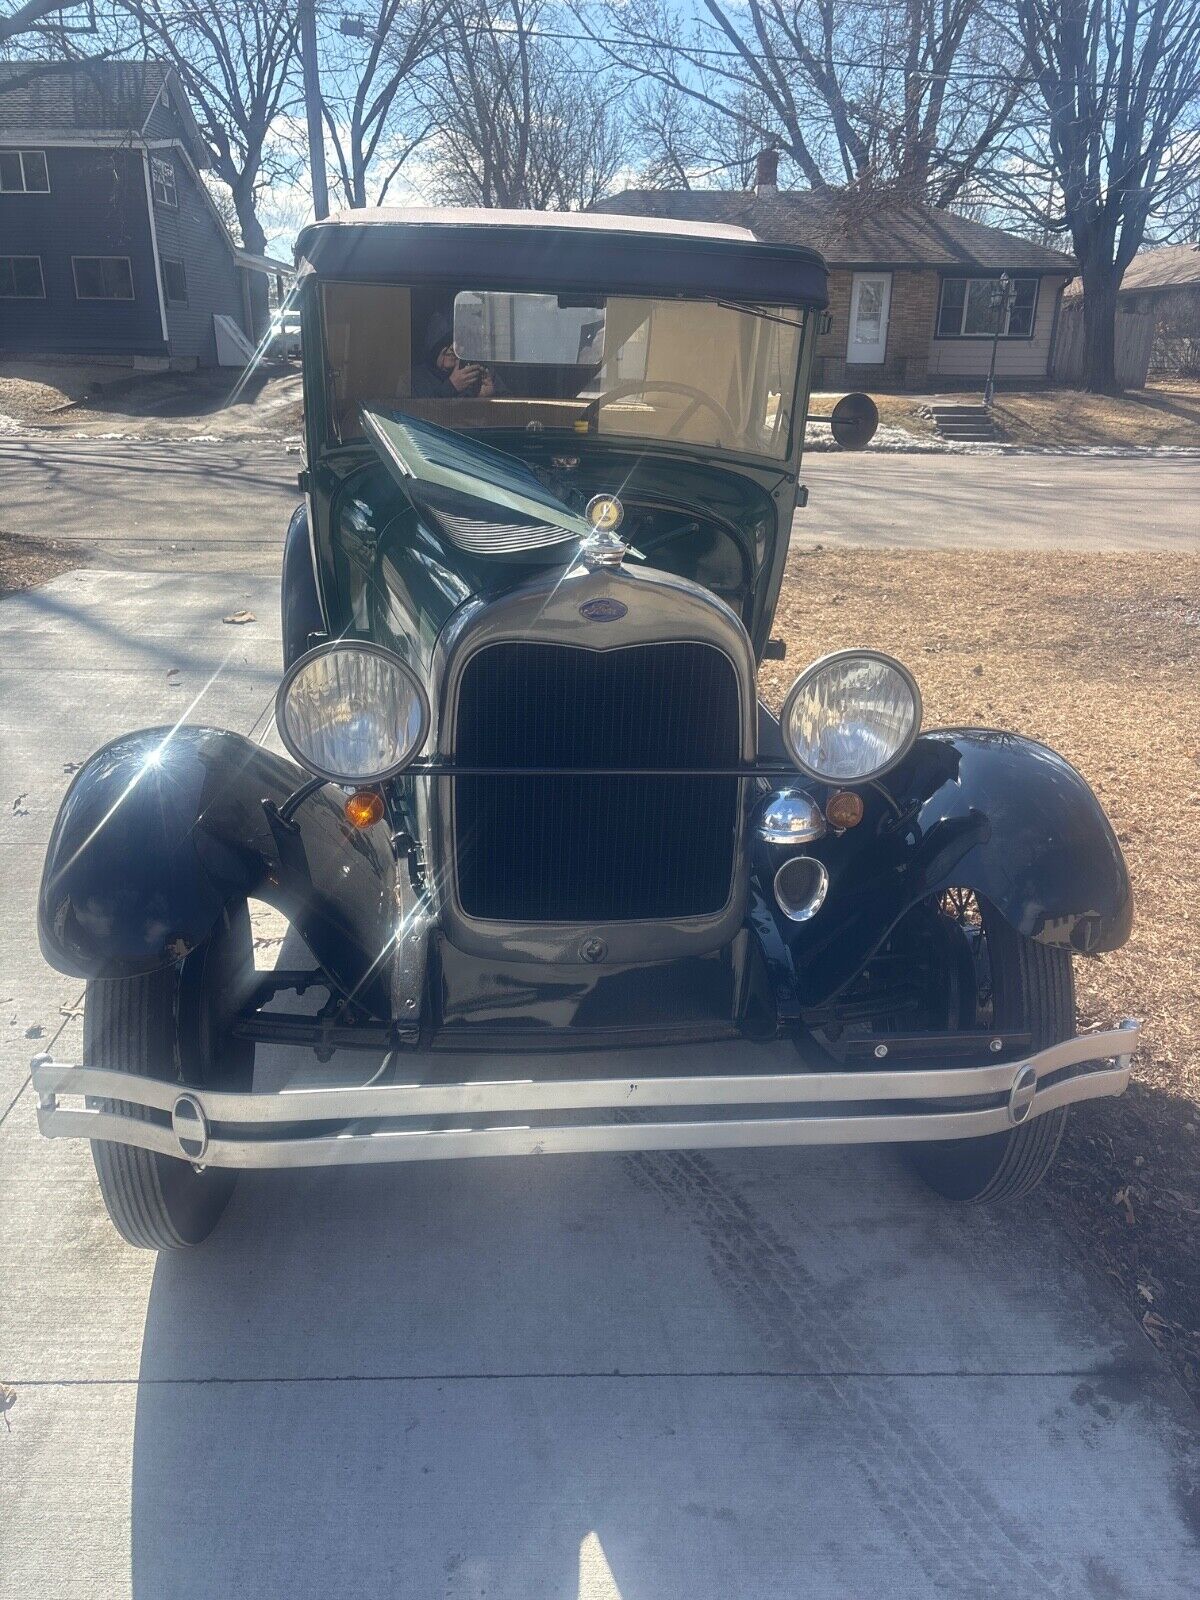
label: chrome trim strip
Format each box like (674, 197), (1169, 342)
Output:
(32, 1022), (1138, 1169)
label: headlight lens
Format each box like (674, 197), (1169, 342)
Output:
(780, 650), (920, 782)
(276, 642), (429, 784)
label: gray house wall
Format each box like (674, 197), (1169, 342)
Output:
(0, 144), (165, 355)
(150, 150), (248, 364)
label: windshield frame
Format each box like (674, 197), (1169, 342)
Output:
(311, 277), (815, 472)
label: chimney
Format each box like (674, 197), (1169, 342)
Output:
(755, 148), (779, 197)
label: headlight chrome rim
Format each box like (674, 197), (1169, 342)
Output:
(275, 640), (431, 785)
(779, 648), (922, 783)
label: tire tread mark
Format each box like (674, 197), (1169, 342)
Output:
(623, 1141), (1075, 1598)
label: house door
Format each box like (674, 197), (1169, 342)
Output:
(847, 272), (892, 365)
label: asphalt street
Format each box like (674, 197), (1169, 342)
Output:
(2, 436), (1198, 559)
(1, 449), (1198, 1597)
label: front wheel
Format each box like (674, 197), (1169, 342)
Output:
(86, 902), (255, 1249)
(909, 895), (1073, 1204)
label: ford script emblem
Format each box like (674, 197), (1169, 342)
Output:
(579, 597), (628, 622)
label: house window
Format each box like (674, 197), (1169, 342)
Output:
(150, 156), (177, 208)
(937, 275), (1039, 338)
(73, 256), (135, 300)
(0, 256), (46, 297)
(162, 257), (188, 304)
(0, 149), (50, 193)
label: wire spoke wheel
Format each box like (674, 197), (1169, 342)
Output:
(909, 890), (1073, 1204)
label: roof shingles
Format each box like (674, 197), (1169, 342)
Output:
(0, 59), (209, 167)
(1116, 243), (1200, 293)
(593, 188), (1076, 274)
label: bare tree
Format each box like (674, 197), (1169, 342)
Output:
(631, 79), (774, 190)
(319, 0), (450, 207)
(1003, 0), (1200, 391)
(418, 0), (629, 209)
(0, 0), (94, 46)
(578, 0), (1019, 204)
(110, 0), (299, 255)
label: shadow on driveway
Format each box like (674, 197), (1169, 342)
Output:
(124, 940), (1200, 1598)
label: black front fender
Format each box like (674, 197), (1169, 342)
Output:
(790, 729), (1133, 1007)
(38, 726), (397, 1016)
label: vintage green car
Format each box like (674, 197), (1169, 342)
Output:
(33, 208), (1137, 1249)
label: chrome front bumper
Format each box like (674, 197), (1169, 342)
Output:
(31, 1022), (1139, 1170)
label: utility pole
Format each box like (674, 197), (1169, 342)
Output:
(299, 0), (329, 220)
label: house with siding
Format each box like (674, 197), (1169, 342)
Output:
(0, 60), (290, 368)
(593, 154), (1077, 391)
(1056, 242), (1200, 386)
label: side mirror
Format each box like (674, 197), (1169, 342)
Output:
(830, 392), (879, 450)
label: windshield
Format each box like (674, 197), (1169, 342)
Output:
(321, 283), (804, 461)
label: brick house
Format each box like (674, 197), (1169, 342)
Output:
(593, 154), (1077, 391)
(0, 60), (291, 367)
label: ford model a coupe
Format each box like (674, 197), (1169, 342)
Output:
(33, 209), (1137, 1249)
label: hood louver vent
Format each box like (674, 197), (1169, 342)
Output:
(360, 407), (592, 560)
(431, 509), (579, 556)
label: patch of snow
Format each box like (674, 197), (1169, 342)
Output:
(806, 422), (972, 454)
(805, 420), (1200, 458)
(0, 412), (26, 434)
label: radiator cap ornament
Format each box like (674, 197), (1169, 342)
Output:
(585, 494), (624, 532)
(581, 495), (628, 571)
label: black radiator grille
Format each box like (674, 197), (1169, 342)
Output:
(453, 641), (741, 922)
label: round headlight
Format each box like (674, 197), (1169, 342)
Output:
(276, 642), (430, 784)
(780, 650), (920, 782)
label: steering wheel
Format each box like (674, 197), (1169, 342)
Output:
(585, 380), (737, 444)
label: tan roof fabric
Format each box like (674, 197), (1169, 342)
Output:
(593, 188), (1076, 273)
(315, 205), (756, 243)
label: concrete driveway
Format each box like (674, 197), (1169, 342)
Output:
(2, 565), (1198, 1598)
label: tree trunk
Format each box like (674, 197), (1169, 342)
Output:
(230, 181), (270, 341)
(231, 182), (268, 257)
(1078, 254), (1121, 395)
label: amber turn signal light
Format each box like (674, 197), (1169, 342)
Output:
(825, 790), (864, 830)
(344, 790), (385, 829)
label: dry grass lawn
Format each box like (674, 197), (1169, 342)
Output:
(810, 390), (940, 441)
(0, 531), (74, 597)
(992, 380), (1200, 447)
(814, 380), (1200, 448)
(766, 545), (1200, 1404)
(0, 358), (303, 437)
(0, 359), (117, 419)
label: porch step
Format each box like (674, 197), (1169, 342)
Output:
(926, 402), (1001, 443)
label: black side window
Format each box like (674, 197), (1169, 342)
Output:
(162, 258), (188, 303)
(0, 256), (46, 296)
(74, 257), (135, 300)
(0, 149), (50, 192)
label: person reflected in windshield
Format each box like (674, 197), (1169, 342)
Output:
(411, 311), (498, 398)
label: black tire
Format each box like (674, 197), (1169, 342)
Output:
(909, 900), (1074, 1204)
(87, 902), (255, 1249)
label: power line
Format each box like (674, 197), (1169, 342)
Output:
(320, 8), (1036, 84)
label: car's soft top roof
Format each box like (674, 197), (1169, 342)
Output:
(295, 205), (828, 309)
